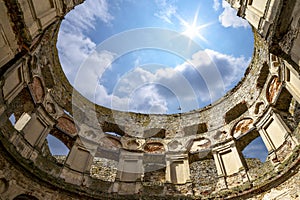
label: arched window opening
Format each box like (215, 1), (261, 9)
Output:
(242, 136), (268, 163)
(242, 136), (274, 182)
(105, 131), (122, 137)
(46, 134), (70, 158)
(101, 122), (125, 136)
(9, 113), (16, 125)
(63, 109), (72, 117)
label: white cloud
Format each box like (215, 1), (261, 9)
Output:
(104, 49), (250, 113)
(92, 81), (169, 114)
(58, 0), (114, 84)
(57, 0), (251, 114)
(57, 31), (96, 84)
(58, 0), (170, 114)
(129, 85), (168, 113)
(219, 0), (249, 28)
(213, 0), (221, 11)
(63, 0), (114, 33)
(110, 66), (199, 112)
(175, 49), (250, 102)
(202, 49), (250, 88)
(74, 50), (116, 99)
(154, 0), (177, 24)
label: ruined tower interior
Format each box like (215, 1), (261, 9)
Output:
(1, 0), (300, 199)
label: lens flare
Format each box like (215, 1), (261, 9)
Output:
(177, 8), (212, 42)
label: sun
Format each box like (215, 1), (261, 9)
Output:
(177, 8), (211, 42)
(183, 24), (201, 39)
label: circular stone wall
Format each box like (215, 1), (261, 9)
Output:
(1, 0), (300, 199)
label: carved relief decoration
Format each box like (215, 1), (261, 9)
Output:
(57, 116), (77, 136)
(190, 138), (211, 153)
(231, 118), (254, 138)
(30, 76), (45, 103)
(267, 76), (282, 103)
(144, 142), (165, 153)
(254, 102), (265, 115)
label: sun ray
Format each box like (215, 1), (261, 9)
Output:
(176, 7), (212, 43)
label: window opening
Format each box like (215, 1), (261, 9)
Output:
(46, 134), (70, 156)
(242, 136), (268, 162)
(9, 113), (16, 125)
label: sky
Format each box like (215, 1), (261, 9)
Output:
(57, 0), (253, 114)
(51, 0), (268, 161)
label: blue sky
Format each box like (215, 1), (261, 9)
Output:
(57, 0), (253, 114)
(53, 0), (268, 161)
